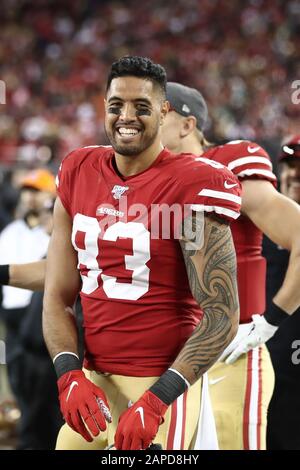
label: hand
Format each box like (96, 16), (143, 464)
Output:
(57, 370), (112, 442)
(114, 390), (168, 450)
(219, 314), (278, 365)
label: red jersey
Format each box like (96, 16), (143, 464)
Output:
(204, 140), (277, 323)
(57, 146), (241, 376)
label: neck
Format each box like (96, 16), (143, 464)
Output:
(115, 140), (164, 177)
(174, 135), (204, 156)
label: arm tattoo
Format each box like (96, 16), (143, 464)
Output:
(173, 215), (239, 383)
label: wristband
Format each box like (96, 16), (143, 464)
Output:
(149, 368), (190, 405)
(0, 265), (9, 285)
(264, 301), (289, 327)
(53, 352), (81, 378)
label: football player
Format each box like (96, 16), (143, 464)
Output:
(263, 136), (300, 449)
(162, 82), (300, 450)
(42, 57), (241, 450)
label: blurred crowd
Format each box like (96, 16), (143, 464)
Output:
(0, 0), (299, 171)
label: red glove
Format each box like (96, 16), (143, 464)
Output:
(57, 370), (112, 442)
(114, 390), (168, 450)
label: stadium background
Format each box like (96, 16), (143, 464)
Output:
(0, 0), (299, 449)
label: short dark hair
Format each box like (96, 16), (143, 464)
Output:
(106, 56), (167, 97)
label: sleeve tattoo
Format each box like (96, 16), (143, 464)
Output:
(173, 214), (240, 383)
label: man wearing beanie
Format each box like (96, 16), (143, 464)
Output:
(162, 84), (300, 450)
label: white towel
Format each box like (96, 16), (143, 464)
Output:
(194, 372), (219, 450)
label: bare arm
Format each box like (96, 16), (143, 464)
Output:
(8, 260), (46, 291)
(242, 179), (300, 314)
(171, 215), (239, 385)
(42, 197), (81, 359)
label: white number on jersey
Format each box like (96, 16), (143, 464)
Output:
(72, 214), (150, 300)
(195, 157), (225, 169)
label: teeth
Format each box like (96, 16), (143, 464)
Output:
(118, 128), (139, 136)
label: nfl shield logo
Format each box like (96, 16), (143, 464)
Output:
(111, 185), (129, 200)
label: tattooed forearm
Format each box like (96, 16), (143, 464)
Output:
(172, 215), (239, 384)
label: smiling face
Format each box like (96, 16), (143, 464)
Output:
(280, 158), (300, 204)
(105, 76), (168, 157)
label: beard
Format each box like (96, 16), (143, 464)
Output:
(105, 124), (159, 156)
(110, 141), (149, 156)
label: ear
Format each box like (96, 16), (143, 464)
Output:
(180, 116), (197, 138)
(160, 100), (170, 125)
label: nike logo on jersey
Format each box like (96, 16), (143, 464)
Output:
(224, 181), (238, 189)
(66, 381), (78, 401)
(209, 376), (226, 386)
(135, 406), (145, 428)
(247, 145), (261, 153)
